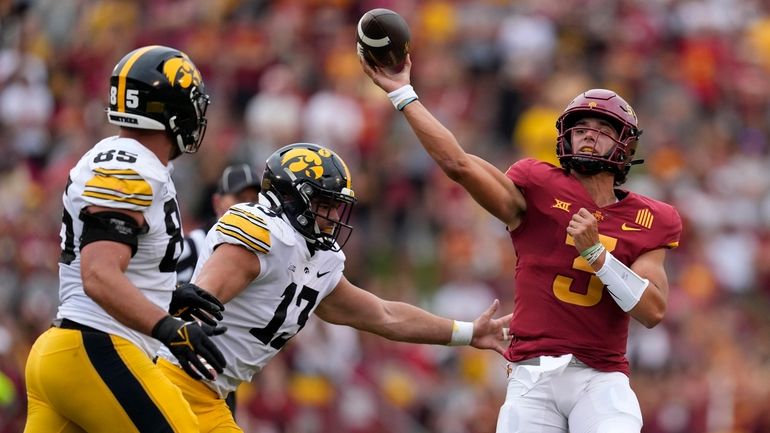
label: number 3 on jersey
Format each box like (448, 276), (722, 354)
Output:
(553, 234), (617, 307)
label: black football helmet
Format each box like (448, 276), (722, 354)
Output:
(556, 88), (643, 185)
(262, 143), (356, 251)
(106, 45), (210, 157)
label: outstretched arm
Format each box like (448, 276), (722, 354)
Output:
(314, 276), (512, 355)
(361, 56), (526, 230)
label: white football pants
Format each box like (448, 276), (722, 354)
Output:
(495, 354), (642, 433)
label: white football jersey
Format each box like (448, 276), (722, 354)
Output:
(158, 197), (345, 398)
(57, 136), (183, 356)
(176, 227), (207, 284)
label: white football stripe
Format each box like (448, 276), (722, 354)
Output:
(357, 18), (391, 47)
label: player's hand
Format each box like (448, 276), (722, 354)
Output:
(567, 208), (600, 254)
(359, 53), (412, 93)
(152, 316), (227, 380)
(169, 283), (224, 326)
(470, 299), (513, 356)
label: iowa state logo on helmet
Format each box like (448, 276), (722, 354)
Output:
(620, 103), (637, 123)
(280, 147), (334, 179)
(162, 56), (202, 89)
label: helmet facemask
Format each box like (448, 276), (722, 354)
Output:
(300, 181), (356, 251)
(168, 86), (210, 158)
(555, 89), (643, 186)
(557, 115), (639, 180)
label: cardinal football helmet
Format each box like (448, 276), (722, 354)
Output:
(106, 45), (210, 157)
(556, 88), (643, 185)
(262, 143), (356, 251)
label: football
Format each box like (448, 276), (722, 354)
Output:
(356, 8), (410, 71)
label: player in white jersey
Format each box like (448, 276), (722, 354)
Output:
(157, 143), (513, 432)
(175, 163), (261, 414)
(25, 45), (226, 433)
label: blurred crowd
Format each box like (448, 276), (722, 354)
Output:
(2, 0), (770, 432)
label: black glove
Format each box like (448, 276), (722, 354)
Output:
(152, 315), (227, 380)
(169, 283), (224, 326)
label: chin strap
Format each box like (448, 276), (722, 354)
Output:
(262, 191), (282, 212)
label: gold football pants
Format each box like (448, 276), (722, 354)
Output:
(157, 358), (241, 433)
(24, 324), (199, 432)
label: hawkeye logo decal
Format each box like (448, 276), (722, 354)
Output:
(163, 56), (202, 89)
(552, 199), (572, 213)
(281, 148), (328, 179)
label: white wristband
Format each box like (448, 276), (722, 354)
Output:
(595, 252), (649, 312)
(387, 84), (419, 111)
(448, 320), (474, 346)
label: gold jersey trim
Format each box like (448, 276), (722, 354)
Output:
(215, 225), (270, 255)
(215, 209), (271, 254)
(84, 170), (153, 207)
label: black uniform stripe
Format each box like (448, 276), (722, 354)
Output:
(175, 237), (199, 275)
(60, 177), (76, 265)
(82, 331), (174, 433)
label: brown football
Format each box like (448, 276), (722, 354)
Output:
(356, 8), (410, 71)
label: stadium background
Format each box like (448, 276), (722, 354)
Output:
(2, 0), (770, 432)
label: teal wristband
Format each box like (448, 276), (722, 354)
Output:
(579, 242), (601, 257)
(388, 84), (418, 110)
(580, 242), (605, 265)
(397, 97), (418, 111)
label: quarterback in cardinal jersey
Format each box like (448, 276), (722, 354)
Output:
(362, 54), (681, 433)
(504, 157), (680, 375)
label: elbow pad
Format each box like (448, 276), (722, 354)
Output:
(79, 210), (146, 256)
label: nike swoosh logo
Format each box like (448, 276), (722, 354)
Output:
(621, 223), (642, 231)
(317, 270), (331, 278)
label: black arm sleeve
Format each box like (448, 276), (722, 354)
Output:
(79, 210), (147, 257)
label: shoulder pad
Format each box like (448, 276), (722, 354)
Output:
(214, 204), (273, 255)
(81, 137), (167, 210)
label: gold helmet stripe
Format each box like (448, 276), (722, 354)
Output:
(116, 45), (159, 112)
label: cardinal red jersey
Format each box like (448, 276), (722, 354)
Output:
(503, 158), (681, 375)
